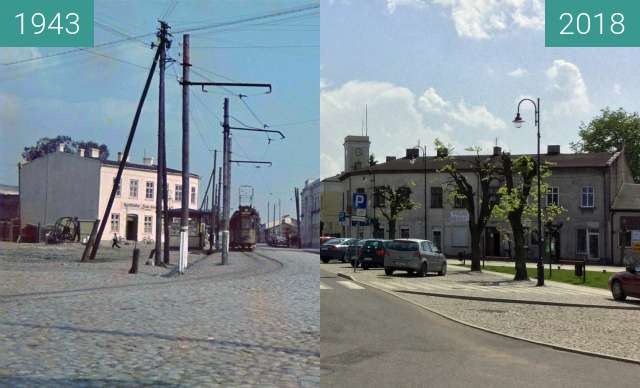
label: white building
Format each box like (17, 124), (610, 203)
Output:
(19, 146), (199, 241)
(300, 178), (320, 248)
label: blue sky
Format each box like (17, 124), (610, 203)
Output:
(0, 0), (319, 219)
(320, 0), (640, 177)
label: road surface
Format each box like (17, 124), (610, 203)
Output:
(321, 269), (640, 388)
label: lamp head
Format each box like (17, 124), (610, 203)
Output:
(512, 112), (524, 129)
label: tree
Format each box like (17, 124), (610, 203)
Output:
(376, 183), (419, 239)
(369, 154), (378, 167)
(22, 136), (110, 161)
(571, 107), (640, 182)
(436, 142), (503, 272)
(493, 154), (566, 281)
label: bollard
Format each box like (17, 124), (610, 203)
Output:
(129, 248), (140, 274)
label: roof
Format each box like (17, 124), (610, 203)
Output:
(0, 184), (19, 195)
(612, 183), (640, 211)
(337, 152), (616, 178)
(101, 160), (199, 178)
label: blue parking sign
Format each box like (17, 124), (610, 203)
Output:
(338, 212), (345, 222)
(352, 193), (367, 209)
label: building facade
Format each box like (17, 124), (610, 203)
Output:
(20, 148), (199, 241)
(322, 135), (640, 265)
(300, 178), (320, 248)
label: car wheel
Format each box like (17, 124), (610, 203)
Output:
(384, 267), (394, 276)
(611, 280), (626, 301)
(362, 263), (369, 270)
(438, 262), (447, 276)
(418, 262), (428, 277)
(341, 254), (347, 263)
(321, 258), (329, 264)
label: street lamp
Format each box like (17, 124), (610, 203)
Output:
(410, 145), (428, 240)
(513, 98), (544, 286)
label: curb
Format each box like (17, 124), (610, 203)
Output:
(335, 271), (640, 366)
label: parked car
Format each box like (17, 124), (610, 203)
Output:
(384, 239), (447, 277)
(608, 263), (640, 301)
(320, 238), (357, 263)
(358, 239), (389, 270)
(346, 239), (366, 266)
(320, 235), (336, 245)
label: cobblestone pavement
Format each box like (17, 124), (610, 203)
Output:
(321, 262), (640, 362)
(0, 242), (319, 387)
(456, 259), (626, 273)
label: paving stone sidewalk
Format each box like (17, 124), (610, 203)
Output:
(321, 263), (640, 362)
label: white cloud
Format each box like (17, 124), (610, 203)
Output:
(450, 100), (506, 130)
(320, 78), (330, 89)
(546, 59), (591, 115)
(508, 67), (529, 77)
(419, 87), (449, 113)
(386, 0), (428, 14)
(613, 83), (622, 95)
(389, 0), (544, 39)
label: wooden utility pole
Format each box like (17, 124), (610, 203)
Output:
(179, 33), (190, 273)
(155, 21), (170, 266)
(83, 37), (163, 262)
(215, 166), (222, 250)
(266, 200), (270, 243)
(295, 187), (302, 248)
(222, 98), (231, 265)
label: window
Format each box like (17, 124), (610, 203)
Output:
(432, 229), (442, 252)
(431, 187), (443, 208)
(374, 187), (386, 208)
(581, 186), (594, 208)
(453, 195), (467, 209)
(175, 185), (182, 201)
(144, 215), (153, 234)
(619, 230), (632, 248)
(111, 213), (120, 232)
(421, 241), (431, 252)
(146, 181), (154, 200)
(397, 186), (411, 201)
(452, 226), (468, 247)
(114, 179), (121, 197)
(576, 229), (587, 254)
(400, 227), (410, 238)
(546, 186), (559, 206)
(191, 186), (196, 205)
(129, 179), (138, 198)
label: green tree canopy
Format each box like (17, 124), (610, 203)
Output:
(571, 107), (640, 182)
(22, 136), (110, 162)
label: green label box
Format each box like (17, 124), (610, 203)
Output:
(0, 0), (93, 47)
(546, 0), (640, 47)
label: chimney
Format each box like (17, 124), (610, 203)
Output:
(79, 148), (85, 157)
(90, 148), (100, 158)
(117, 152), (123, 162)
(143, 156), (154, 166)
(386, 156), (396, 162)
(58, 143), (65, 152)
(547, 145), (560, 155)
(405, 148), (419, 159)
(493, 146), (502, 156)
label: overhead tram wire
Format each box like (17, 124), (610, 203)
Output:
(3, 3), (319, 67)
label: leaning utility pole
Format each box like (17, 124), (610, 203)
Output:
(266, 200), (270, 242)
(179, 34), (191, 273)
(154, 21), (170, 266)
(295, 187), (302, 248)
(215, 166), (222, 250)
(83, 36), (162, 262)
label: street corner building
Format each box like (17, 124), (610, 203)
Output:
(18, 145), (200, 243)
(321, 135), (640, 266)
(300, 178), (320, 248)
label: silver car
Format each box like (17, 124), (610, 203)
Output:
(384, 239), (447, 277)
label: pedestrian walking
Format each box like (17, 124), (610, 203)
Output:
(112, 233), (121, 248)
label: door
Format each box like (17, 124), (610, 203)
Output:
(484, 227), (500, 256)
(126, 214), (138, 241)
(588, 230), (599, 260)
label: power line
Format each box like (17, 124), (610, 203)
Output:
(190, 44), (318, 49)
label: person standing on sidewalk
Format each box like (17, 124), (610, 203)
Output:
(112, 234), (121, 248)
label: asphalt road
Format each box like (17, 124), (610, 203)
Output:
(321, 269), (640, 388)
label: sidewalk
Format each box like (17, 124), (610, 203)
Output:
(321, 263), (640, 363)
(454, 259), (626, 273)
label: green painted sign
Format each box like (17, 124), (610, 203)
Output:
(0, 0), (93, 47)
(546, 0), (640, 47)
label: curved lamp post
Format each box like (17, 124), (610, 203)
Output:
(410, 145), (428, 240)
(513, 98), (544, 286)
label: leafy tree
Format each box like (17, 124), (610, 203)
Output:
(369, 154), (378, 167)
(22, 136), (110, 161)
(492, 154), (566, 281)
(436, 140), (503, 272)
(376, 183), (419, 239)
(571, 107), (640, 182)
